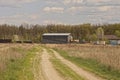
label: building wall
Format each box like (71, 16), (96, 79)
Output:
(42, 35), (69, 43)
(110, 40), (118, 45)
(118, 40), (120, 45)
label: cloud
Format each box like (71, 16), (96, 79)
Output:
(98, 6), (112, 12)
(1, 14), (39, 20)
(0, 14), (23, 20)
(87, 0), (111, 3)
(0, 13), (40, 25)
(0, 0), (119, 25)
(43, 20), (63, 24)
(29, 14), (39, 20)
(43, 7), (64, 13)
(0, 0), (36, 4)
(0, 14), (24, 24)
(68, 6), (83, 12)
(0, 0), (37, 8)
(63, 0), (83, 4)
(0, 19), (6, 24)
(45, 0), (60, 4)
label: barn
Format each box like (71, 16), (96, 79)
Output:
(42, 33), (72, 44)
(105, 35), (120, 45)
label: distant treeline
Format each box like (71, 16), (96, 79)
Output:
(0, 23), (120, 42)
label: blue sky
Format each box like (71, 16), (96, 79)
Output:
(0, 0), (120, 25)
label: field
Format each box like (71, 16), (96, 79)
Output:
(49, 44), (120, 70)
(47, 44), (120, 80)
(0, 43), (120, 80)
(0, 44), (39, 80)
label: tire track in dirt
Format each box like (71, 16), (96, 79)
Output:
(51, 49), (104, 80)
(41, 49), (64, 80)
(33, 52), (45, 80)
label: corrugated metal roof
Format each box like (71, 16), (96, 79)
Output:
(42, 33), (71, 36)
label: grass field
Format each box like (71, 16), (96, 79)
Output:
(46, 44), (120, 80)
(0, 44), (39, 80)
(1, 43), (120, 80)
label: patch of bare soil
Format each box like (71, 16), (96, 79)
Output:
(41, 49), (64, 80)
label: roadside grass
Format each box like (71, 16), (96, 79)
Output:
(48, 49), (84, 80)
(0, 45), (40, 80)
(32, 46), (45, 80)
(54, 48), (120, 80)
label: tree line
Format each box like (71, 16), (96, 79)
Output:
(0, 23), (120, 42)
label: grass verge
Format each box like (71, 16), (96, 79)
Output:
(54, 48), (120, 80)
(49, 49), (84, 80)
(1, 46), (40, 80)
(32, 47), (45, 80)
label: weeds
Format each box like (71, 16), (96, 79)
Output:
(49, 49), (84, 80)
(55, 46), (120, 80)
(0, 44), (38, 80)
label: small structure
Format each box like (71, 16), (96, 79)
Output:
(105, 35), (120, 45)
(42, 33), (72, 44)
(94, 41), (106, 45)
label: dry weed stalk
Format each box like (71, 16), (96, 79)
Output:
(51, 44), (120, 70)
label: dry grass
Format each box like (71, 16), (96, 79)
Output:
(0, 44), (35, 72)
(0, 43), (39, 80)
(0, 44), (19, 68)
(47, 44), (120, 70)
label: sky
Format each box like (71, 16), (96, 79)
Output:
(0, 0), (120, 25)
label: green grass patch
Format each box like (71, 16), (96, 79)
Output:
(49, 49), (84, 80)
(54, 48), (120, 80)
(33, 47), (45, 80)
(1, 46), (40, 80)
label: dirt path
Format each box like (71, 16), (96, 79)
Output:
(33, 52), (44, 80)
(51, 49), (104, 80)
(41, 49), (64, 80)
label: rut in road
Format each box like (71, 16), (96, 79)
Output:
(51, 49), (104, 80)
(41, 49), (64, 80)
(33, 52), (44, 80)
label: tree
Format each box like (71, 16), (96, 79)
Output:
(115, 30), (120, 37)
(90, 34), (98, 41)
(12, 35), (19, 42)
(0, 23), (120, 43)
(96, 27), (104, 40)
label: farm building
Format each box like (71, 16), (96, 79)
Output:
(42, 33), (72, 44)
(105, 35), (120, 45)
(94, 35), (120, 45)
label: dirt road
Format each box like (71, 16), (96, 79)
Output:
(33, 48), (104, 80)
(33, 52), (45, 80)
(41, 49), (64, 80)
(51, 49), (104, 80)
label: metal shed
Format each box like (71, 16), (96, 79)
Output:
(42, 33), (72, 44)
